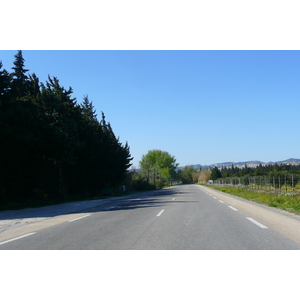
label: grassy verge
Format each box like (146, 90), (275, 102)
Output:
(200, 184), (300, 215)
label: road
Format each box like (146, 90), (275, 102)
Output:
(1, 184), (300, 249)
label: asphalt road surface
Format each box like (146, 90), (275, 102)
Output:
(1, 184), (300, 249)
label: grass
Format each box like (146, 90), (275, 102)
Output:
(201, 184), (300, 215)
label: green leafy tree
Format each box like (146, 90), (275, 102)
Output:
(179, 166), (196, 184)
(139, 150), (178, 188)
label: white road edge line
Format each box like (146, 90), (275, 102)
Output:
(219, 200), (224, 203)
(68, 214), (91, 222)
(156, 209), (165, 217)
(228, 206), (238, 211)
(0, 232), (37, 246)
(247, 217), (268, 229)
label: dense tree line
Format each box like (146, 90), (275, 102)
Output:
(174, 163), (300, 184)
(0, 51), (132, 209)
(213, 163), (300, 180)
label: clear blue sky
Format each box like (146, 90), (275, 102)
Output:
(1, 50), (300, 167)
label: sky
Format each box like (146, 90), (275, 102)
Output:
(1, 50), (300, 167)
(2, 1), (300, 168)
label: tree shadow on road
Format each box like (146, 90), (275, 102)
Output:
(0, 187), (193, 222)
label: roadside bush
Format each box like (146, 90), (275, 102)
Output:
(131, 178), (156, 191)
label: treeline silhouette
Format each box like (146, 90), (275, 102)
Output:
(218, 163), (300, 179)
(0, 51), (133, 209)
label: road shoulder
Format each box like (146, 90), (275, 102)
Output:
(197, 185), (300, 245)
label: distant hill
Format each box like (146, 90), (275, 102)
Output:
(277, 158), (300, 164)
(180, 158), (300, 170)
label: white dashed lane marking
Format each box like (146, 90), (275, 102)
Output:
(156, 210), (165, 217)
(228, 206), (238, 211)
(247, 217), (268, 229)
(68, 214), (91, 222)
(201, 187), (269, 231)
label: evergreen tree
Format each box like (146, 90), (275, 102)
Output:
(68, 95), (102, 196)
(81, 95), (97, 122)
(28, 73), (41, 99)
(210, 166), (222, 180)
(99, 112), (133, 188)
(39, 76), (84, 198)
(10, 50), (30, 99)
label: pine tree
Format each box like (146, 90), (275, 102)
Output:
(10, 50), (30, 99)
(11, 51), (29, 80)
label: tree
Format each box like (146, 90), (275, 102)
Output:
(179, 166), (199, 184)
(210, 167), (222, 180)
(198, 169), (212, 183)
(139, 150), (178, 188)
(10, 50), (30, 99)
(81, 95), (98, 122)
(98, 112), (133, 188)
(0, 54), (46, 204)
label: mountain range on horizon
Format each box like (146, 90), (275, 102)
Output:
(183, 158), (300, 169)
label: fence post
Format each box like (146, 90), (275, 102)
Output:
(292, 174), (294, 192)
(264, 176), (267, 191)
(285, 174), (287, 193)
(259, 176), (261, 190)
